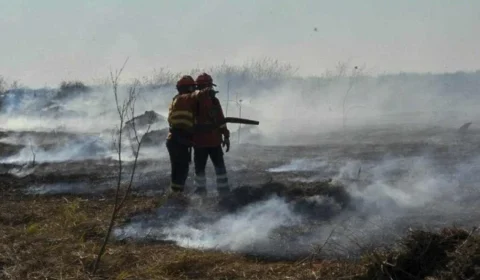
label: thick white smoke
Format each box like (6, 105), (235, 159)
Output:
(163, 197), (301, 251)
(0, 135), (112, 163)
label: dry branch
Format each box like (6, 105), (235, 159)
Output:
(92, 58), (149, 274)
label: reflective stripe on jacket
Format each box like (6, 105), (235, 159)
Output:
(166, 89), (214, 144)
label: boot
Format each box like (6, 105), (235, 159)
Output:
(166, 188), (190, 208)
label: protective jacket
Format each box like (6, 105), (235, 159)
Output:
(193, 96), (230, 147)
(167, 89), (213, 146)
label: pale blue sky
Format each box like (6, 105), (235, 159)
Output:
(1, 0), (479, 87)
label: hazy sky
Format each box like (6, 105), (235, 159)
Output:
(1, 0), (479, 87)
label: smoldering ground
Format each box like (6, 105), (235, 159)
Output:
(112, 126), (480, 260)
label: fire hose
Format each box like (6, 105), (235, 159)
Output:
(194, 117), (259, 132)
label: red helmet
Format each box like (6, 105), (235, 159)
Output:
(195, 73), (216, 87)
(176, 75), (196, 87)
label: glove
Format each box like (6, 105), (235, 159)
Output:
(222, 137), (230, 153)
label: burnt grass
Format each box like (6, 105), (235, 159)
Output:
(1, 172), (479, 279)
(216, 180), (350, 216)
(1, 174), (366, 280)
(1, 135), (480, 279)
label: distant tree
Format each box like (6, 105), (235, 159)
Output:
(0, 76), (20, 94)
(9, 80), (20, 90)
(57, 80), (91, 98)
(59, 80), (90, 92)
(0, 76), (7, 94)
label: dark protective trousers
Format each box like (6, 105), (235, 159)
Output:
(193, 146), (229, 190)
(166, 138), (191, 192)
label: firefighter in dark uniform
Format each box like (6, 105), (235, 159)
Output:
(192, 73), (231, 197)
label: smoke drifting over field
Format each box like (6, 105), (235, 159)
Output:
(114, 129), (480, 258)
(2, 62), (480, 259)
(3, 64), (480, 139)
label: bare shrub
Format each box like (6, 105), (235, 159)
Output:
(92, 59), (150, 274)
